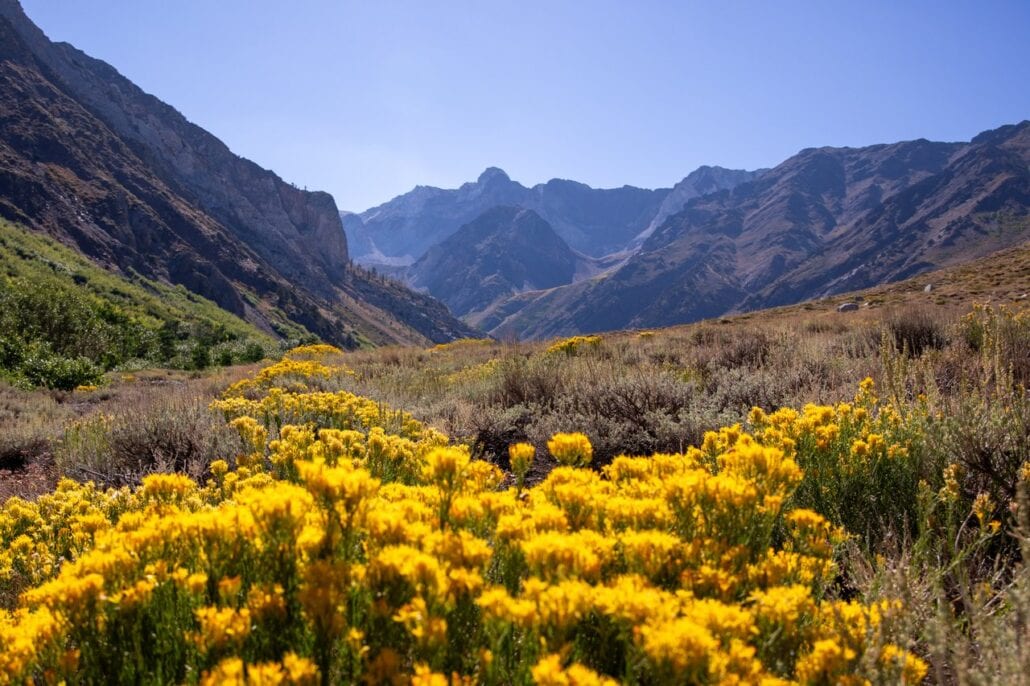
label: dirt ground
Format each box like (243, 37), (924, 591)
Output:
(0, 454), (58, 501)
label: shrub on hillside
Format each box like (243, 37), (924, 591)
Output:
(488, 353), (564, 408)
(241, 341), (267, 363)
(960, 304), (1030, 385)
(17, 344), (103, 391)
(0, 272), (272, 387)
(887, 306), (950, 357)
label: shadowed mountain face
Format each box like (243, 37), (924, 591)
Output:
(407, 207), (580, 318)
(477, 124), (1030, 339)
(0, 0), (476, 346)
(344, 167), (676, 262)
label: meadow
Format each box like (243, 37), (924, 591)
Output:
(0, 291), (1028, 684)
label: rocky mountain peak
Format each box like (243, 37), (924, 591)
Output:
(971, 119), (1030, 158)
(633, 165), (761, 245)
(477, 167), (511, 184)
(408, 205), (580, 318)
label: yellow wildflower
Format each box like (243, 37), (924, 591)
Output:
(547, 433), (593, 467)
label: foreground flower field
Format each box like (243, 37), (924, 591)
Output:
(4, 339), (1022, 684)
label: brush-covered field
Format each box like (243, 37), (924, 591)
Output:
(1, 298), (1029, 685)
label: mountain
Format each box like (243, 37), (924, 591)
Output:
(344, 167), (677, 262)
(407, 206), (583, 318)
(0, 0), (476, 347)
(477, 123), (1030, 339)
(348, 165), (762, 322)
(743, 124), (1030, 310)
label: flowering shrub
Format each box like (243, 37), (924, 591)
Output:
(546, 336), (603, 357)
(743, 378), (935, 545)
(220, 356), (353, 398)
(283, 344), (344, 360)
(0, 347), (933, 684)
(546, 432), (593, 468)
(431, 338), (494, 353)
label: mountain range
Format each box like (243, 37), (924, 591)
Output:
(0, 0), (476, 348)
(346, 125), (1029, 340)
(343, 165), (761, 266)
(485, 123), (1030, 339)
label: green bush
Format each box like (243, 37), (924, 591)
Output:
(17, 345), (103, 390)
(216, 348), (234, 367)
(241, 341), (267, 363)
(190, 342), (211, 370)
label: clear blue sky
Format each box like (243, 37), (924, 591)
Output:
(21, 1), (1030, 211)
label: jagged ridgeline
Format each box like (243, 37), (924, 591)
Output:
(0, 0), (476, 353)
(0, 219), (284, 388)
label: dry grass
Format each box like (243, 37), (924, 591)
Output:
(0, 365), (257, 496)
(331, 311), (887, 469)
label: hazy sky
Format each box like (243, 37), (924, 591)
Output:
(21, 1), (1030, 211)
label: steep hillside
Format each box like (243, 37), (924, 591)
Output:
(481, 123), (1029, 339)
(0, 0), (475, 347)
(408, 207), (581, 318)
(745, 123), (1030, 310)
(727, 239), (1030, 329)
(0, 218), (278, 387)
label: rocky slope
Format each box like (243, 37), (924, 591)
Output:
(631, 165), (763, 247)
(478, 123), (1030, 339)
(0, 0), (475, 347)
(407, 207), (583, 318)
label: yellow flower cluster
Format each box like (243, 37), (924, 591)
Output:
(283, 343), (343, 360)
(0, 348), (927, 685)
(220, 356), (351, 398)
(213, 386), (439, 464)
(547, 432), (593, 467)
(509, 442), (535, 490)
(200, 652), (319, 685)
(430, 338), (494, 353)
(743, 378), (938, 541)
(443, 358), (501, 387)
(546, 335), (603, 356)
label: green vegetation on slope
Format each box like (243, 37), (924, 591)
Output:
(0, 220), (288, 389)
